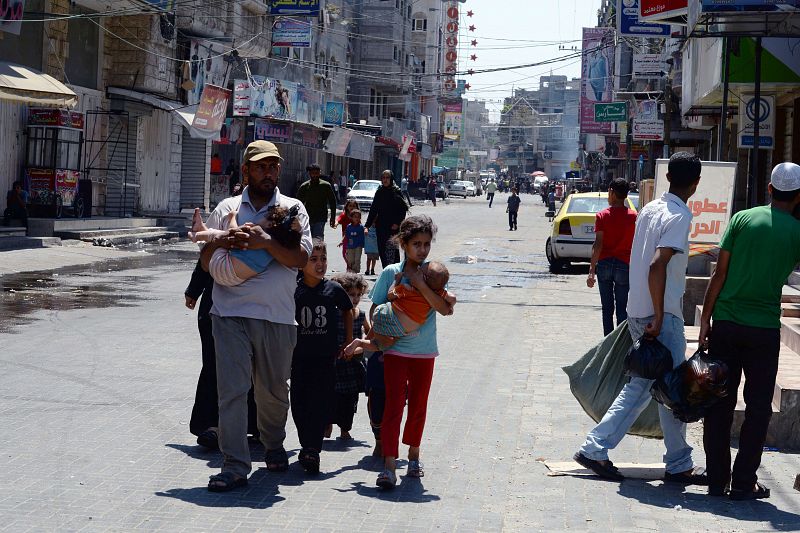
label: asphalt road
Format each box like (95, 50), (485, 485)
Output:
(2, 192), (799, 531)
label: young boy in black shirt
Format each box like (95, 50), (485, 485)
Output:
(291, 239), (354, 474)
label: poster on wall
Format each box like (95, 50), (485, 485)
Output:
(654, 159), (736, 244)
(233, 79), (251, 116)
(296, 84), (323, 126)
(250, 76), (298, 121)
(272, 18), (312, 47)
(0, 0), (24, 35)
(443, 112), (462, 140)
(324, 101), (345, 125)
(218, 119), (244, 145)
(580, 27), (614, 134)
(187, 39), (230, 106)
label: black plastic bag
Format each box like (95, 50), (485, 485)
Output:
(624, 335), (674, 380)
(651, 348), (729, 423)
(563, 321), (663, 439)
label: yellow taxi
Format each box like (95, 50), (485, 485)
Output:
(545, 191), (637, 273)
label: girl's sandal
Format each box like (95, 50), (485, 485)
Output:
(407, 460), (424, 478)
(298, 448), (320, 475)
(376, 469), (397, 489)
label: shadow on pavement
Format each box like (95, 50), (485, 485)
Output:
(338, 477), (441, 503)
(321, 438), (371, 452)
(618, 480), (800, 530)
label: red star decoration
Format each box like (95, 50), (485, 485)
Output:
(467, 69), (475, 75)
(467, 10), (474, 17)
(464, 83), (471, 90)
(468, 24), (476, 31)
(471, 39), (478, 46)
(470, 54), (477, 61)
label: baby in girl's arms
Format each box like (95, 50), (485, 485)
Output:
(344, 261), (455, 356)
(188, 205), (302, 286)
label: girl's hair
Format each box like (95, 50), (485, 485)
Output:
(343, 199), (359, 215)
(330, 272), (368, 295)
(394, 214), (437, 246)
(311, 238), (326, 254)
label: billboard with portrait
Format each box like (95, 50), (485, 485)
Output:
(580, 27), (614, 134)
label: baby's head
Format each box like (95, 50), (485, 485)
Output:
(422, 261), (449, 292)
(263, 205), (302, 247)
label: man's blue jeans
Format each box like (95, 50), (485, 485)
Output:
(579, 314), (694, 474)
(597, 258), (630, 336)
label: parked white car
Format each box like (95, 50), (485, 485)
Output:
(448, 180), (476, 198)
(346, 180), (381, 213)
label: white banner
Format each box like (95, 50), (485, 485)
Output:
(632, 118), (664, 141)
(633, 54), (666, 78)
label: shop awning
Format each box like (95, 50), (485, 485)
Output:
(0, 61), (77, 108)
(107, 87), (219, 140)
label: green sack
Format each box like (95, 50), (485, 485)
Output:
(562, 320), (663, 439)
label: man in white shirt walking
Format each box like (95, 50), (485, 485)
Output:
(573, 152), (708, 485)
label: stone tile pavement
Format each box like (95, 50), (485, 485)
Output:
(1, 196), (799, 531)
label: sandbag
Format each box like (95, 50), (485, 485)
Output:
(624, 335), (673, 380)
(563, 321), (663, 439)
(651, 348), (729, 423)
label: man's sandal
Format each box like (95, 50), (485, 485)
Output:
(407, 460), (424, 478)
(207, 471), (248, 492)
(264, 447), (289, 472)
(376, 469), (397, 489)
(730, 482), (770, 501)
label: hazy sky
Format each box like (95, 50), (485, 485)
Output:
(459, 0), (602, 121)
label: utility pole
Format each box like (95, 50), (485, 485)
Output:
(717, 37), (731, 161)
(749, 37), (763, 207)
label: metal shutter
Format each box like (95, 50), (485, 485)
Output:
(180, 134), (208, 210)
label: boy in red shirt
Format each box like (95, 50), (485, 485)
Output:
(587, 178), (637, 335)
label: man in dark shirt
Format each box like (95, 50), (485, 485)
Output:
(506, 187), (521, 230)
(297, 164), (337, 240)
(365, 170), (409, 267)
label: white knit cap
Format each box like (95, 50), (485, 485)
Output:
(771, 162), (800, 192)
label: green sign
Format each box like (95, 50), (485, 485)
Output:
(594, 102), (628, 122)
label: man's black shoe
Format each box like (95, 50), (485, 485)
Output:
(573, 452), (624, 481)
(664, 467), (709, 486)
(708, 484), (729, 497)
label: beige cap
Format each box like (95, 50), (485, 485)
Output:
(243, 140), (283, 163)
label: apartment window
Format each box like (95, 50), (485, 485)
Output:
(395, 0), (399, 8)
(370, 88), (377, 118)
(0, 0), (44, 70)
(412, 17), (427, 31)
(64, 5), (100, 89)
(407, 5), (412, 19)
(393, 46), (399, 62)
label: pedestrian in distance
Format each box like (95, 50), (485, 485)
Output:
(370, 215), (456, 489)
(485, 178), (497, 208)
(507, 187), (521, 231)
(291, 239), (354, 474)
(574, 152), (708, 486)
(4, 180), (28, 227)
(297, 163), (337, 240)
(364, 225), (379, 276)
(339, 170), (348, 202)
(587, 178), (637, 336)
(401, 174), (414, 206)
(427, 175), (438, 207)
(199, 140), (312, 492)
(699, 162), (800, 500)
(344, 210), (365, 273)
(365, 169), (410, 268)
(329, 272), (371, 441)
(336, 199), (359, 266)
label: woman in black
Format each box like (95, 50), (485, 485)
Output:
(365, 170), (409, 268)
(185, 260), (258, 449)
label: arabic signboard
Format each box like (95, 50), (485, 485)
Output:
(654, 159), (736, 244)
(233, 79), (251, 117)
(272, 18), (312, 47)
(324, 101), (345, 125)
(632, 118), (664, 140)
(293, 125), (323, 149)
(192, 85), (231, 132)
(639, 0), (688, 22)
(28, 108), (84, 129)
(269, 0), (320, 16)
(1, 0), (24, 35)
(738, 94), (775, 149)
(254, 119), (293, 144)
(701, 0), (800, 12)
(633, 54), (666, 78)
(594, 102), (628, 122)
(618, 0), (671, 37)
(580, 27), (614, 134)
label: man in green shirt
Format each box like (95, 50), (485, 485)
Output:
(699, 162), (800, 501)
(297, 164), (337, 240)
(485, 178), (497, 208)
